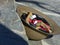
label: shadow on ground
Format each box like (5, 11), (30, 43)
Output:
(0, 23), (28, 45)
(15, 0), (60, 14)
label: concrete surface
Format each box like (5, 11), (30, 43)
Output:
(0, 0), (60, 45)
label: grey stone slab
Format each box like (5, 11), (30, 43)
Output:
(29, 40), (42, 45)
(48, 15), (60, 26)
(16, 1), (60, 45)
(41, 38), (54, 45)
(0, 0), (60, 45)
(0, 0), (24, 32)
(52, 35), (60, 45)
(16, 0), (60, 14)
(0, 0), (29, 45)
(41, 34), (60, 45)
